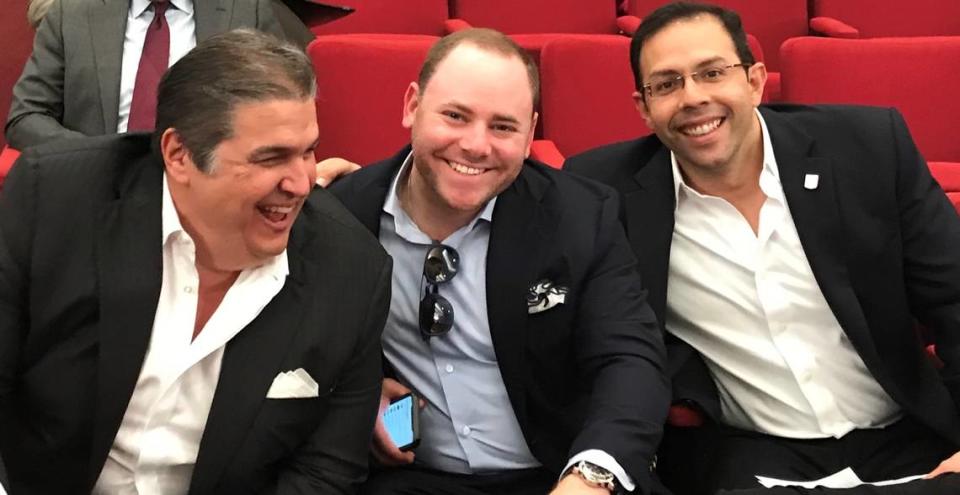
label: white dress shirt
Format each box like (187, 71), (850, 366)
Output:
(93, 174), (289, 495)
(117, 0), (196, 132)
(665, 110), (902, 439)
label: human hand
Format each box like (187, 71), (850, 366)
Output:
(549, 474), (612, 495)
(314, 157), (360, 187)
(926, 450), (960, 479)
(371, 378), (421, 466)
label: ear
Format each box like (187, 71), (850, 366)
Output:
(524, 111), (539, 158)
(160, 128), (193, 185)
(747, 62), (768, 106)
(401, 82), (420, 129)
(632, 90), (654, 129)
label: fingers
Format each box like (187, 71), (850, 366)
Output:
(369, 378), (416, 466)
(314, 157), (361, 187)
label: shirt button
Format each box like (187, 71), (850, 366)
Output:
(445, 364), (454, 373)
(461, 425), (471, 436)
(184, 286), (194, 294)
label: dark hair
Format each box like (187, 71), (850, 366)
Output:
(419, 28), (540, 109)
(154, 29), (316, 173)
(629, 2), (755, 91)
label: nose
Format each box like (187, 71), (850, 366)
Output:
(458, 122), (492, 159)
(678, 76), (710, 108)
(280, 155), (314, 197)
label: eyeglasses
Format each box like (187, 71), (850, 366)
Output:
(418, 244), (460, 340)
(642, 63), (751, 99)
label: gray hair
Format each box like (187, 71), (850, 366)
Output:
(154, 28), (317, 173)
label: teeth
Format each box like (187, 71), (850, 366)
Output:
(260, 205), (294, 214)
(682, 118), (722, 136)
(447, 161), (483, 176)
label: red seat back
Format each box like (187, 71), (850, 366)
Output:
(449, 0), (619, 34)
(929, 162), (960, 215)
(811, 0), (960, 38)
(307, 36), (436, 164)
(308, 0), (448, 36)
(538, 36), (650, 157)
(780, 36), (960, 163)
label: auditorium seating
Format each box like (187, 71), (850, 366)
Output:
(445, 0), (640, 66)
(810, 0), (960, 39)
(307, 0), (448, 36)
(307, 36), (436, 165)
(780, 36), (960, 165)
(625, 0), (809, 102)
(533, 36), (650, 166)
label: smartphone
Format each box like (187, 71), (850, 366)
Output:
(383, 393), (420, 451)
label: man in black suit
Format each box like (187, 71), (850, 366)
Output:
(565, 2), (960, 494)
(329, 28), (669, 495)
(0, 29), (390, 494)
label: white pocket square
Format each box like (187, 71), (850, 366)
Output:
(266, 368), (320, 399)
(526, 279), (569, 314)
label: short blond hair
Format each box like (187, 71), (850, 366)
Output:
(27, 0), (55, 28)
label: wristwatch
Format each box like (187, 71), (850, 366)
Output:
(570, 460), (617, 492)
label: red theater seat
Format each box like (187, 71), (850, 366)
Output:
(307, 36), (436, 164)
(810, 0), (960, 39)
(780, 36), (960, 164)
(0, 146), (20, 190)
(929, 162), (960, 214)
(308, 0), (448, 36)
(534, 36), (650, 166)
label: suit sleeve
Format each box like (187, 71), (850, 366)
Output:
(254, 0), (292, 43)
(269, 256), (392, 495)
(5, 0), (86, 150)
(891, 109), (960, 409)
(568, 191), (670, 494)
(267, 0), (315, 49)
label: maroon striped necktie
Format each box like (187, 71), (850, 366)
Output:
(128, 0), (170, 132)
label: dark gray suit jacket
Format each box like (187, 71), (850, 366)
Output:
(0, 133), (392, 494)
(5, 0), (285, 151)
(565, 104), (960, 447)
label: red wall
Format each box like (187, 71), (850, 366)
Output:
(0, 0), (34, 149)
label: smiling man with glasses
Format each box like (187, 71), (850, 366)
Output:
(330, 28), (669, 495)
(565, 2), (960, 494)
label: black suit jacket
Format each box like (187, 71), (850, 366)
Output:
(329, 147), (670, 493)
(565, 104), (960, 446)
(0, 134), (392, 494)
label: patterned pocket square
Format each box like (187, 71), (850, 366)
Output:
(266, 368), (319, 399)
(526, 279), (569, 314)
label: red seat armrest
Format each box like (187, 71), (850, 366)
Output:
(809, 17), (860, 39)
(530, 140), (565, 169)
(616, 15), (641, 36)
(444, 18), (473, 34)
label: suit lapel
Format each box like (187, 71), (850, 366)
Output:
(194, 0), (231, 42)
(188, 234), (310, 494)
(765, 109), (883, 372)
(87, 158), (164, 486)
(625, 146), (675, 324)
(88, 0), (128, 134)
(486, 166), (560, 426)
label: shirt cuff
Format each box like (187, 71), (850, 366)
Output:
(562, 449), (636, 492)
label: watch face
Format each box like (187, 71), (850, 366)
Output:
(580, 461), (615, 484)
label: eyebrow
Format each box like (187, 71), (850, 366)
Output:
(445, 101), (522, 126)
(247, 139), (319, 161)
(647, 56), (729, 79)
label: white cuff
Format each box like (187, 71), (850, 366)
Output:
(562, 449), (635, 492)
